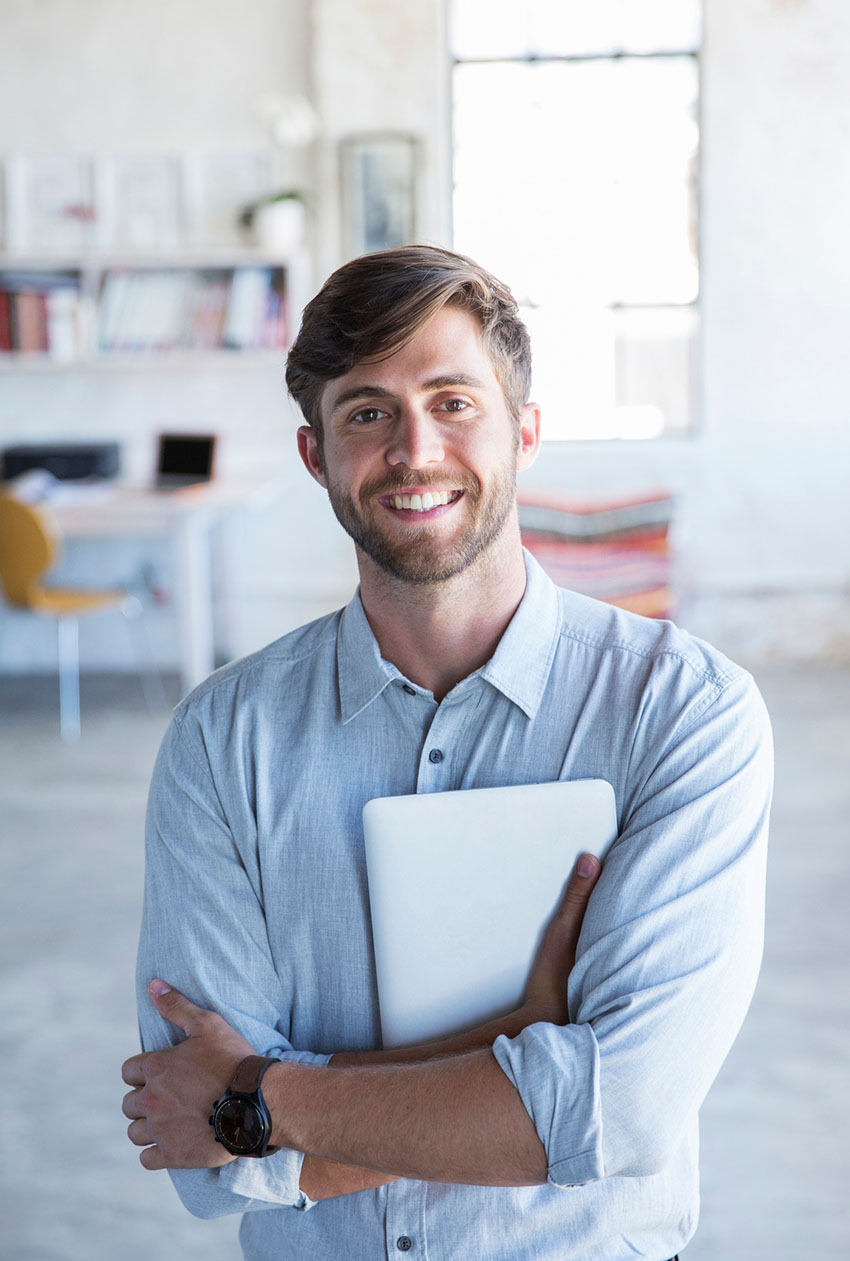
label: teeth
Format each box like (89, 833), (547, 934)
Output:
(390, 491), (453, 512)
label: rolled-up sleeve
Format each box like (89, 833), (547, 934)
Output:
(136, 712), (329, 1219)
(493, 670), (772, 1188)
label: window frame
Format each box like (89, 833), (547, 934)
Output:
(449, 23), (703, 442)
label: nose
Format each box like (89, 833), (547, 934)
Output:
(385, 407), (446, 469)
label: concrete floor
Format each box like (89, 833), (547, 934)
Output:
(0, 667), (848, 1261)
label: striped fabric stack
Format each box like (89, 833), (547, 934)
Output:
(518, 492), (675, 619)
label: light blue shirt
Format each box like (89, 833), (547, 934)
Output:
(137, 552), (772, 1261)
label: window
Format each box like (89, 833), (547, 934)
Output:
(451, 0), (701, 439)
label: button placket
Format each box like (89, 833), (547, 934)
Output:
(384, 1179), (426, 1259)
(416, 703), (460, 790)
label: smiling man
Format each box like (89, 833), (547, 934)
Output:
(308, 305), (526, 590)
(123, 247), (772, 1261)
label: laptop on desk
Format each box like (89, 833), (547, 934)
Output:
(154, 433), (217, 490)
(363, 778), (618, 1048)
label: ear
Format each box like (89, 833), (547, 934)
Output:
(297, 425), (328, 488)
(516, 403), (542, 472)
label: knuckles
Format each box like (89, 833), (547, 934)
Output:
(144, 1050), (167, 1077)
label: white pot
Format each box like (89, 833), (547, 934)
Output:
(251, 200), (306, 254)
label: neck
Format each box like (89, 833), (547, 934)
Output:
(356, 523), (528, 702)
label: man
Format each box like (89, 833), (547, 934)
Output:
(122, 246), (772, 1260)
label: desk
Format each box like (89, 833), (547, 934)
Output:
(50, 480), (281, 694)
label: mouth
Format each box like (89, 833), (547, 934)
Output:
(378, 488), (464, 516)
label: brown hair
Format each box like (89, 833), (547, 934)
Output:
(285, 245), (531, 445)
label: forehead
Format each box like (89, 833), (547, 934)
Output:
(320, 306), (501, 418)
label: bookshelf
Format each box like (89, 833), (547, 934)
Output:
(0, 251), (311, 369)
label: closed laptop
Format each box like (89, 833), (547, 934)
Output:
(363, 778), (617, 1047)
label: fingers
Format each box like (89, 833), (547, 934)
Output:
(521, 850), (603, 1024)
(123, 1088), (160, 1161)
(551, 853), (602, 949)
(561, 852), (602, 912)
(122, 1087), (146, 1119)
(139, 1145), (168, 1172)
(121, 1053), (148, 1087)
(146, 980), (205, 1034)
(540, 852), (602, 964)
(126, 1116), (155, 1147)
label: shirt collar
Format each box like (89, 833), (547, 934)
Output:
(337, 591), (401, 724)
(337, 549), (561, 724)
(477, 549), (561, 719)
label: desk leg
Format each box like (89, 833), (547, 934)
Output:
(174, 512), (215, 694)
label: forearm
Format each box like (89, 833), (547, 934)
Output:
(127, 856), (598, 1195)
(299, 1155), (399, 1201)
(270, 1048), (547, 1187)
(332, 1006), (536, 1068)
(301, 1008), (542, 1198)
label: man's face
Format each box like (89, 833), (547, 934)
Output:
(297, 306), (540, 586)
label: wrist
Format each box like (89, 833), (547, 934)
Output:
(264, 1059), (302, 1149)
(209, 1054), (281, 1159)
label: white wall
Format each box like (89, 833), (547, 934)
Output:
(0, 0), (358, 671)
(0, 0), (309, 155)
(2, 0), (849, 673)
(309, 0), (452, 281)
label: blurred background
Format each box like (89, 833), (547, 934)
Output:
(0, 1), (848, 1258)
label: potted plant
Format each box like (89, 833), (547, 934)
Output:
(239, 191), (307, 253)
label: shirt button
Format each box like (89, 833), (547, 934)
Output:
(428, 748), (443, 764)
(402, 684), (416, 696)
(396, 1237), (413, 1252)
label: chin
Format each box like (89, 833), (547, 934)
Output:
(327, 469), (517, 586)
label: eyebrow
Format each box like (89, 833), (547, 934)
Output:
(329, 374), (488, 416)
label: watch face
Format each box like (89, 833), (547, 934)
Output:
(214, 1097), (266, 1154)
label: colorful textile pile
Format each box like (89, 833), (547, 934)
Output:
(518, 492), (675, 619)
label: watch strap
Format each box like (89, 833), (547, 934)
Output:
(229, 1054), (279, 1095)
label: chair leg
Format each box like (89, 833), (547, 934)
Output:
(120, 595), (169, 713)
(57, 616), (81, 742)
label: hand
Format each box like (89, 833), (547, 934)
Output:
(122, 980), (256, 1170)
(520, 852), (602, 1026)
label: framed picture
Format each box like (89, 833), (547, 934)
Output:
(6, 156), (97, 254)
(340, 133), (419, 259)
(99, 153), (183, 252)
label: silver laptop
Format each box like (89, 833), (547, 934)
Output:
(363, 779), (617, 1047)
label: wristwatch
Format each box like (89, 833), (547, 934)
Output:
(209, 1055), (281, 1158)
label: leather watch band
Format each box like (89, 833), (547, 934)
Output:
(229, 1054), (279, 1094)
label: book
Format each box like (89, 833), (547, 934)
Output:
(0, 291), (13, 352)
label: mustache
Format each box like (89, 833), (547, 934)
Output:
(360, 469), (481, 499)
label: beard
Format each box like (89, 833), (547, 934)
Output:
(324, 458), (519, 586)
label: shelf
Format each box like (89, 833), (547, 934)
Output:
(0, 249), (309, 271)
(0, 348), (289, 373)
(0, 253), (311, 361)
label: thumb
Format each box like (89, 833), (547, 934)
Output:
(561, 852), (602, 911)
(148, 980), (205, 1034)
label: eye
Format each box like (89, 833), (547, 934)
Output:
(350, 407), (388, 425)
(439, 398), (471, 414)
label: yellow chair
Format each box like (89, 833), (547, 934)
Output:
(0, 492), (164, 740)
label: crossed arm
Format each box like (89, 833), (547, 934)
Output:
(126, 670), (772, 1211)
(122, 854), (601, 1199)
